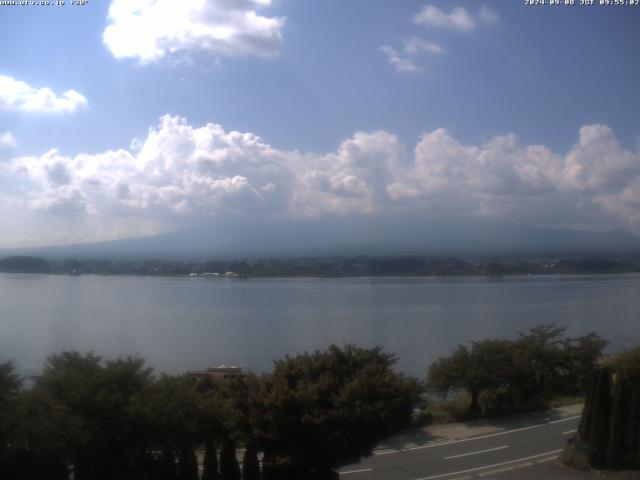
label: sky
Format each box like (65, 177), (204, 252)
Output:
(0, 0), (639, 249)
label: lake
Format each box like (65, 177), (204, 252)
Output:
(1, 273), (639, 378)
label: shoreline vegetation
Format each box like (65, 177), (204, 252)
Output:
(1, 254), (640, 277)
(1, 325), (612, 480)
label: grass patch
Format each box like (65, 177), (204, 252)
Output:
(413, 393), (475, 426)
(546, 395), (584, 408)
(414, 393), (584, 427)
(561, 443), (591, 471)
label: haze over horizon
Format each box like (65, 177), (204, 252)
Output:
(1, 1), (639, 252)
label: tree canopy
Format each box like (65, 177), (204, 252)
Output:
(427, 325), (607, 414)
(1, 345), (423, 480)
(0, 362), (22, 469)
(256, 345), (423, 475)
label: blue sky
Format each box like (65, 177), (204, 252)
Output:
(0, 0), (639, 248)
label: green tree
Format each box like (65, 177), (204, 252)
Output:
(428, 341), (515, 413)
(578, 372), (598, 441)
(588, 367), (612, 468)
(428, 325), (608, 414)
(257, 345), (422, 477)
(576, 347), (640, 470)
(625, 386), (640, 468)
(615, 348), (640, 468)
(0, 361), (22, 434)
(242, 441), (260, 480)
(0, 362), (23, 476)
(220, 435), (241, 480)
(566, 332), (608, 393)
(467, 340), (516, 412)
(28, 352), (105, 479)
(26, 352), (155, 480)
(143, 374), (203, 478)
(202, 437), (219, 480)
(178, 447), (199, 480)
(511, 324), (569, 402)
(427, 346), (470, 401)
(210, 373), (263, 444)
(607, 375), (630, 469)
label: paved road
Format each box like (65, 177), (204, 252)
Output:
(339, 411), (582, 480)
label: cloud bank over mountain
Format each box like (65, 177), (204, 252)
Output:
(1, 115), (639, 248)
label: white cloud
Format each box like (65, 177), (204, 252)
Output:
(103, 0), (285, 64)
(0, 132), (17, 149)
(381, 37), (443, 74)
(403, 37), (444, 55)
(414, 4), (499, 31)
(383, 5), (496, 73)
(0, 75), (88, 114)
(562, 124), (638, 192)
(294, 130), (404, 216)
(3, 116), (640, 246)
(384, 125), (640, 231)
(595, 179), (640, 232)
(380, 46), (422, 74)
(478, 5), (500, 25)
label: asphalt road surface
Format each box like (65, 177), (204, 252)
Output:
(339, 412), (582, 480)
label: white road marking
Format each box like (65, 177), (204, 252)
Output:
(476, 460), (538, 476)
(374, 416), (579, 455)
(340, 468), (373, 475)
(535, 456), (559, 463)
(444, 445), (509, 460)
(375, 449), (396, 455)
(477, 466), (515, 477)
(562, 429), (578, 435)
(413, 449), (563, 480)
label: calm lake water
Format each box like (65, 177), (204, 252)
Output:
(1, 273), (639, 378)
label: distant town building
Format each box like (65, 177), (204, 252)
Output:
(188, 365), (244, 383)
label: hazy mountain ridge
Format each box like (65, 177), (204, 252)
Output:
(1, 218), (639, 261)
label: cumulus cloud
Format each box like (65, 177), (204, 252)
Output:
(381, 37), (443, 74)
(0, 75), (88, 114)
(8, 116), (293, 227)
(414, 4), (499, 31)
(478, 5), (500, 25)
(562, 125), (638, 192)
(103, 0), (285, 64)
(0, 132), (17, 149)
(2, 115), (640, 246)
(596, 179), (640, 232)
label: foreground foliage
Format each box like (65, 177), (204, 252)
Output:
(0, 345), (421, 480)
(256, 345), (423, 477)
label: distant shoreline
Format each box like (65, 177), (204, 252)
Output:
(2, 254), (640, 279)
